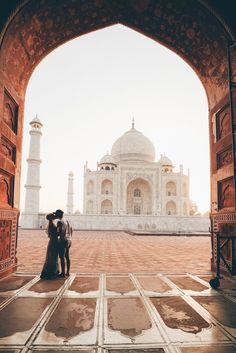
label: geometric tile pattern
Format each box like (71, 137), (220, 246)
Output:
(0, 273), (236, 352)
(17, 230), (211, 274)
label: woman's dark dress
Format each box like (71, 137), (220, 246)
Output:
(40, 222), (59, 279)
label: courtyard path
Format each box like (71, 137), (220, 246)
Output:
(17, 230), (211, 274)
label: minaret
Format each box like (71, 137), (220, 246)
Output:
(22, 115), (43, 228)
(67, 171), (74, 214)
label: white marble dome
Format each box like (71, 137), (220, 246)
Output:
(99, 154), (116, 164)
(111, 127), (155, 162)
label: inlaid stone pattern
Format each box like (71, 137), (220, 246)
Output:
(0, 220), (11, 262)
(217, 147), (233, 169)
(216, 104), (231, 141)
(3, 90), (18, 134)
(218, 177), (235, 210)
(0, 172), (12, 207)
(0, 210), (18, 274)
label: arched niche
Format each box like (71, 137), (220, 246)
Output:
(166, 181), (176, 196)
(87, 180), (94, 195)
(101, 179), (113, 195)
(101, 199), (112, 214)
(166, 200), (177, 215)
(127, 177), (152, 215)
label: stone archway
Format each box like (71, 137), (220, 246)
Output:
(127, 178), (152, 215)
(0, 0), (235, 277)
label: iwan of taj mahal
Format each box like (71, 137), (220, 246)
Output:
(20, 117), (209, 233)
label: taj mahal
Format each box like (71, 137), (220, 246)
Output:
(84, 120), (190, 217)
(20, 116), (210, 233)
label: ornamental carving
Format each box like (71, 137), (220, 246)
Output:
(0, 138), (16, 163)
(3, 90), (18, 134)
(0, 220), (11, 261)
(216, 105), (231, 141)
(218, 177), (234, 209)
(0, 210), (18, 273)
(217, 147), (232, 169)
(0, 173), (12, 206)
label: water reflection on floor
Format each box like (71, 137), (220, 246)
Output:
(0, 273), (235, 352)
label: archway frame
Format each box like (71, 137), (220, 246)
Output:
(0, 0), (235, 277)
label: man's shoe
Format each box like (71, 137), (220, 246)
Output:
(58, 273), (65, 278)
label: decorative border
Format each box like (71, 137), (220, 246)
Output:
(0, 209), (18, 273)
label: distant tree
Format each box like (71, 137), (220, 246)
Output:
(189, 200), (198, 215)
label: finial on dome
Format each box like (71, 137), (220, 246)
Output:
(132, 117), (135, 129)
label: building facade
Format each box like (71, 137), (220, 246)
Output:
(83, 124), (190, 217)
(20, 121), (210, 233)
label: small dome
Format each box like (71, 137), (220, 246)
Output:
(159, 154), (173, 166)
(68, 171), (74, 176)
(30, 114), (43, 127)
(111, 127), (155, 162)
(99, 154), (116, 165)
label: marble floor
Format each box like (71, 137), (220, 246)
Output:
(1, 230), (235, 352)
(0, 272), (236, 352)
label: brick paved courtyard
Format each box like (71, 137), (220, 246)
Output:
(17, 230), (212, 274)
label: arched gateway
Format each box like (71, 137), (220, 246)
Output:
(0, 0), (236, 278)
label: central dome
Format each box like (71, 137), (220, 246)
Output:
(111, 126), (155, 162)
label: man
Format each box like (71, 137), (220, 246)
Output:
(55, 209), (72, 277)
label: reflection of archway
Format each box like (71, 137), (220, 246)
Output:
(0, 0), (234, 276)
(101, 179), (112, 195)
(166, 201), (176, 215)
(101, 199), (112, 214)
(166, 181), (176, 196)
(127, 178), (152, 215)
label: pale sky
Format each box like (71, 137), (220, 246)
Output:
(20, 24), (210, 214)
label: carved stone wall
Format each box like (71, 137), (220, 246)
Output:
(0, 209), (18, 278)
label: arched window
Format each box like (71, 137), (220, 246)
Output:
(105, 166), (110, 170)
(166, 201), (176, 215)
(111, 167), (114, 170)
(166, 181), (176, 196)
(101, 199), (112, 214)
(134, 188), (141, 197)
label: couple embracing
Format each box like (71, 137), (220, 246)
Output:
(41, 209), (72, 279)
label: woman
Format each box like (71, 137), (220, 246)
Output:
(40, 214), (59, 279)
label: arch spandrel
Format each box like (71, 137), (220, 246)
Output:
(0, 0), (230, 107)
